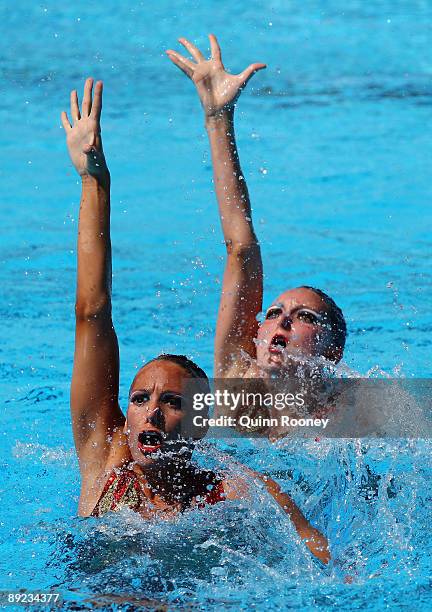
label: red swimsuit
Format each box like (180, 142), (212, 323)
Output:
(91, 466), (225, 517)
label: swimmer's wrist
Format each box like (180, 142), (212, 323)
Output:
(205, 107), (234, 129)
(81, 172), (111, 190)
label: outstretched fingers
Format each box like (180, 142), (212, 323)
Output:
(166, 49), (195, 78)
(90, 80), (103, 121)
(178, 37), (205, 62)
(209, 33), (222, 62)
(70, 89), (81, 123)
(238, 62), (267, 88)
(81, 77), (94, 117)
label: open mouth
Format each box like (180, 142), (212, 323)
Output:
(137, 430), (164, 454)
(269, 334), (287, 354)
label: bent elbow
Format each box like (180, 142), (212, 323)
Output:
(226, 240), (261, 260)
(75, 297), (112, 321)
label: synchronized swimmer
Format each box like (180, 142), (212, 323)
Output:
(61, 39), (331, 563)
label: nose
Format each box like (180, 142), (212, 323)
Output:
(280, 315), (292, 331)
(146, 406), (165, 430)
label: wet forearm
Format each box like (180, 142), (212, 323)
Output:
(275, 490), (330, 565)
(75, 174), (112, 317)
(205, 109), (258, 251)
(257, 473), (331, 565)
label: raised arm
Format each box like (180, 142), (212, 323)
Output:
(166, 35), (266, 376)
(61, 80), (128, 508)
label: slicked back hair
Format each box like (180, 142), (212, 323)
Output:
(129, 354), (210, 399)
(152, 354), (208, 381)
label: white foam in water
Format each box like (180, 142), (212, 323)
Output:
(12, 442), (75, 465)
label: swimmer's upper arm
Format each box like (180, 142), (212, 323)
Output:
(215, 242), (263, 377)
(71, 306), (126, 475)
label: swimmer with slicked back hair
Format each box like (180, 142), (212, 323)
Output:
(166, 35), (347, 380)
(61, 79), (330, 564)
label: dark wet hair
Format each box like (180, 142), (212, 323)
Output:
(129, 353), (210, 399)
(300, 286), (347, 355)
(151, 354), (208, 381)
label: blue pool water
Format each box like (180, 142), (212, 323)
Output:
(1, 1), (432, 609)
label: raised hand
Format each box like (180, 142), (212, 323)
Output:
(166, 34), (266, 117)
(61, 78), (108, 180)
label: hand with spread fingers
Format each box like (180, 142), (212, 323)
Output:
(61, 78), (108, 180)
(166, 34), (266, 117)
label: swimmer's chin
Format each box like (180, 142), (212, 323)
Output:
(257, 350), (313, 374)
(131, 448), (162, 468)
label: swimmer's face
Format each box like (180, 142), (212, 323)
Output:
(125, 361), (194, 467)
(256, 288), (341, 368)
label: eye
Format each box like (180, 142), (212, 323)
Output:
(266, 307), (282, 320)
(130, 392), (149, 406)
(162, 394), (183, 410)
(297, 310), (319, 324)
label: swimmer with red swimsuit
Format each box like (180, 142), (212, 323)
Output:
(61, 79), (330, 564)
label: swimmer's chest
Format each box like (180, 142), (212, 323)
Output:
(95, 467), (218, 518)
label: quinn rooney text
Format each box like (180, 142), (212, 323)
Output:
(192, 415), (330, 430)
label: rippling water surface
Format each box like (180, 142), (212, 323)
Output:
(1, 1), (432, 609)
